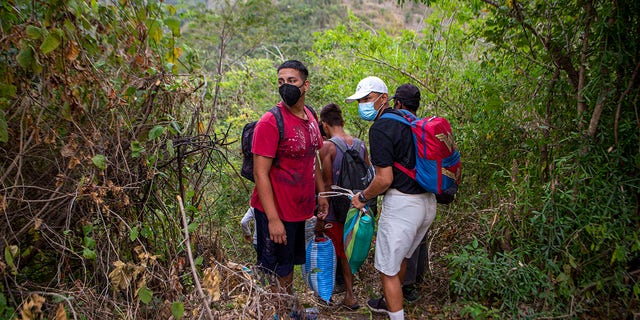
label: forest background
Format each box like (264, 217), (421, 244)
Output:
(1, 0), (638, 319)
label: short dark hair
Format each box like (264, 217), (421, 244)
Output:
(320, 103), (344, 127)
(392, 84), (421, 113)
(277, 60), (309, 81)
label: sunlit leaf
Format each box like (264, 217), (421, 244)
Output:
(148, 20), (162, 44)
(137, 285), (153, 304)
(148, 125), (164, 140)
(170, 301), (184, 319)
(82, 247), (96, 260)
(130, 226), (139, 241)
(26, 25), (43, 39)
(40, 30), (62, 54)
(83, 236), (96, 249)
(91, 154), (107, 170)
(131, 141), (145, 158)
(164, 17), (181, 37)
(4, 245), (18, 274)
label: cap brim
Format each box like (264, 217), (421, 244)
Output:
(345, 90), (370, 103)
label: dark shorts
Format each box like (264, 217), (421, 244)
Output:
(254, 208), (306, 277)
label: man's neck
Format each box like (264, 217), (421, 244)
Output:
(285, 101), (307, 119)
(327, 127), (348, 139)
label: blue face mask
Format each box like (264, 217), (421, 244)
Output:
(358, 95), (382, 121)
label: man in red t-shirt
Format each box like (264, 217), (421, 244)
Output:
(250, 60), (328, 293)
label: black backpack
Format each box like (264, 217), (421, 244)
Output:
(241, 106), (317, 182)
(329, 137), (375, 222)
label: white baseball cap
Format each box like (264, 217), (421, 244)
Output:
(345, 76), (388, 103)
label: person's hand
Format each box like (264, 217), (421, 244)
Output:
(316, 197), (329, 220)
(268, 218), (287, 245)
(351, 192), (366, 210)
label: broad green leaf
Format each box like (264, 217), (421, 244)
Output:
(92, 154), (107, 170)
(83, 236), (96, 249)
(148, 21), (162, 44)
(40, 30), (62, 54)
(164, 17), (181, 37)
(194, 256), (203, 266)
(137, 285), (153, 304)
(130, 226), (139, 241)
(187, 222), (198, 233)
(82, 224), (93, 235)
(148, 125), (164, 140)
(140, 225), (152, 238)
(63, 19), (76, 33)
(17, 46), (35, 70)
(26, 25), (43, 39)
(170, 301), (184, 319)
(0, 113), (7, 143)
(82, 247), (97, 260)
(4, 246), (18, 273)
(131, 141), (145, 158)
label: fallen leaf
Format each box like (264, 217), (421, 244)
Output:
(54, 302), (67, 320)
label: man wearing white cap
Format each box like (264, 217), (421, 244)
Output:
(349, 77), (436, 320)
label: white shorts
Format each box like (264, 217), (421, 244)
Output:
(374, 188), (436, 276)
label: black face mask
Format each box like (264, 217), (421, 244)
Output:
(279, 83), (304, 107)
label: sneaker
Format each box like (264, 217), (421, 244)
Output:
(402, 285), (421, 304)
(367, 297), (389, 314)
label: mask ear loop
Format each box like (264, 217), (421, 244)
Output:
(373, 93), (386, 120)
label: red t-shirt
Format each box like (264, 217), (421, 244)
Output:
(250, 102), (323, 222)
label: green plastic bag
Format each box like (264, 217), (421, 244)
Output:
(343, 206), (374, 274)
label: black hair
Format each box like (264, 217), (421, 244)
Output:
(277, 60), (309, 81)
(396, 99), (419, 113)
(320, 103), (344, 127)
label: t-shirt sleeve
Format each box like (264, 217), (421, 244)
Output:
(252, 112), (279, 158)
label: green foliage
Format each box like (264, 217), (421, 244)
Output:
(1, 0), (638, 318)
(448, 238), (551, 316)
(171, 301), (185, 319)
(0, 288), (16, 320)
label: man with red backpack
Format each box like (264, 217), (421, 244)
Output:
(349, 78), (437, 320)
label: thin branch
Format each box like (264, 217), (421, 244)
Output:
(355, 52), (457, 112)
(177, 195), (214, 320)
(614, 60), (640, 145)
(577, 0), (593, 116)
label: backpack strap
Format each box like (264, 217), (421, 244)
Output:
(268, 106), (285, 142)
(329, 137), (348, 154)
(379, 111), (412, 125)
(269, 105), (317, 166)
(306, 105), (318, 122)
(378, 111), (417, 179)
(271, 105), (318, 142)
